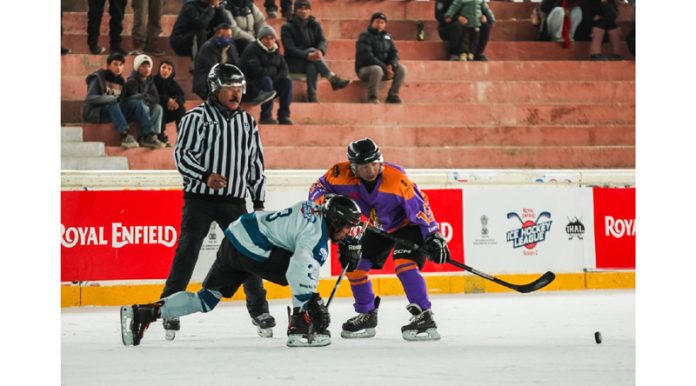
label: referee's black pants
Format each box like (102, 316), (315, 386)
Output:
(160, 197), (270, 317)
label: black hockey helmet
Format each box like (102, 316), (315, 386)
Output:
(323, 195), (362, 233)
(208, 63), (246, 96)
(347, 138), (383, 165)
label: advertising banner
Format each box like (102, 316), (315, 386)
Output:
(463, 186), (596, 274)
(593, 188), (635, 269)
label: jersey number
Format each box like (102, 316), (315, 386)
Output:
(265, 208), (293, 222)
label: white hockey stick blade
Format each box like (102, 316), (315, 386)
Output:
(286, 333), (331, 347)
(340, 328), (376, 339)
(402, 328), (441, 342)
(120, 306), (134, 346)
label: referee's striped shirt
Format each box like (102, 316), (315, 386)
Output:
(174, 102), (265, 205)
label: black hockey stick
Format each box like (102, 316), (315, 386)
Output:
(364, 224), (556, 294)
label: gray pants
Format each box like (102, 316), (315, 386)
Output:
(131, 0), (163, 47)
(546, 6), (582, 41)
(358, 65), (407, 99)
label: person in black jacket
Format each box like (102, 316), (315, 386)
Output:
(240, 26), (293, 125)
(355, 13), (407, 104)
(170, 0), (229, 66)
(281, 0), (350, 103)
(123, 54), (167, 148)
(153, 60), (187, 136)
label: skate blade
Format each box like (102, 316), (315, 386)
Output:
(402, 328), (441, 342)
(165, 329), (176, 341)
(286, 333), (331, 347)
(120, 306), (134, 346)
(340, 328), (376, 339)
(257, 327), (273, 338)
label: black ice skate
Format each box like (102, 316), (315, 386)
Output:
(341, 296), (380, 339)
(286, 306), (331, 347)
(163, 318), (180, 341)
(401, 303), (441, 341)
(251, 313), (276, 338)
(120, 302), (162, 346)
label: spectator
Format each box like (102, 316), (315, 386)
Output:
(82, 53), (157, 149)
(170, 0), (229, 66)
(241, 26), (293, 125)
(435, 0), (495, 61)
(625, 0), (635, 57)
(192, 23), (242, 99)
(587, 0), (623, 60)
(263, 0), (292, 19)
(221, 0), (269, 55)
(443, 0), (493, 61)
(355, 12), (406, 104)
(87, 0), (127, 55)
(153, 60), (187, 135)
(281, 0), (351, 103)
(130, 0), (165, 56)
(539, 0), (584, 44)
(123, 54), (167, 148)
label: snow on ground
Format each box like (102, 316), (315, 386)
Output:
(62, 290), (634, 386)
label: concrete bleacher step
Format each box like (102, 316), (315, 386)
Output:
(61, 126), (130, 170)
(74, 122), (634, 148)
(61, 75), (635, 104)
(61, 126), (84, 142)
(104, 145), (634, 170)
(61, 100), (635, 126)
(61, 55), (636, 81)
(61, 156), (129, 170)
(61, 141), (105, 157)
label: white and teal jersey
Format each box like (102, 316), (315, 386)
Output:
(224, 201), (329, 309)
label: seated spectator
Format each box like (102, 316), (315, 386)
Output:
(443, 0), (493, 61)
(83, 53), (158, 149)
(355, 12), (406, 104)
(153, 60), (187, 135)
(221, 0), (268, 54)
(192, 23), (242, 99)
(263, 0), (292, 19)
(240, 26), (293, 125)
(130, 0), (165, 56)
(539, 0), (584, 44)
(170, 0), (228, 66)
(124, 54), (167, 148)
(87, 0), (127, 55)
(435, 0), (495, 61)
(281, 0), (351, 103)
(587, 0), (623, 60)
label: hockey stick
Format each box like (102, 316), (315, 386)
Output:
(364, 224), (556, 293)
(326, 264), (349, 308)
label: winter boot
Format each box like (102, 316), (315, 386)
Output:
(120, 301), (162, 346)
(286, 307), (331, 347)
(329, 74), (351, 91)
(163, 317), (180, 341)
(341, 296), (380, 338)
(251, 313), (276, 338)
(401, 303), (441, 341)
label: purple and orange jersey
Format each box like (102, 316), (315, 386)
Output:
(308, 161), (440, 239)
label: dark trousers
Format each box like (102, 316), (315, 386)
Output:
(170, 29), (206, 58)
(87, 0), (127, 48)
(263, 0), (292, 14)
(256, 76), (292, 120)
(438, 21), (491, 56)
(161, 197), (270, 317)
(161, 104), (186, 133)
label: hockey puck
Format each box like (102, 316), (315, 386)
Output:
(594, 331), (602, 344)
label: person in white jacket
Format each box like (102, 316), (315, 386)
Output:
(222, 0), (269, 54)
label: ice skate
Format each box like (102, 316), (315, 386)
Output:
(286, 307), (331, 347)
(401, 303), (441, 341)
(120, 302), (162, 346)
(341, 296), (380, 339)
(251, 313), (276, 338)
(163, 318), (180, 341)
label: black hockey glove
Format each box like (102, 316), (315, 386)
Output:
(423, 232), (450, 264)
(338, 238), (362, 272)
(305, 293), (330, 332)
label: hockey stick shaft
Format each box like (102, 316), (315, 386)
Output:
(326, 263), (349, 308)
(364, 224), (555, 293)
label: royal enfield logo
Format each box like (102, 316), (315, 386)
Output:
(506, 209), (552, 255)
(61, 223), (177, 248)
(605, 216), (636, 238)
(474, 214), (497, 246)
(565, 217), (585, 240)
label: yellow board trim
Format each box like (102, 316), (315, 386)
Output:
(61, 271), (635, 307)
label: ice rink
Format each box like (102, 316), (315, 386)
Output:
(61, 289), (634, 385)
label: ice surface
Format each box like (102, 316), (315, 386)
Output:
(62, 290), (634, 386)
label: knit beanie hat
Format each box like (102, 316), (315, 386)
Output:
(294, 0), (311, 11)
(370, 12), (387, 23)
(134, 54), (153, 70)
(257, 25), (278, 40)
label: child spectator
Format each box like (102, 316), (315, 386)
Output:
(435, 0), (495, 61)
(443, 0), (493, 61)
(153, 60), (187, 137)
(123, 54), (167, 148)
(539, 0), (584, 44)
(587, 0), (623, 60)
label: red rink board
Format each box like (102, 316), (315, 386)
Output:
(593, 187), (636, 269)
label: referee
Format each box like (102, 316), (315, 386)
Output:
(161, 63), (275, 339)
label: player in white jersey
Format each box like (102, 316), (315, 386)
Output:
(120, 195), (363, 348)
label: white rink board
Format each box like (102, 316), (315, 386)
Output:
(464, 186), (596, 274)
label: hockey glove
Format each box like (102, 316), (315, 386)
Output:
(423, 232), (451, 264)
(338, 238), (362, 272)
(305, 293), (331, 332)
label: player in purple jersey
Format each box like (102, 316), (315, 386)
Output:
(309, 138), (451, 341)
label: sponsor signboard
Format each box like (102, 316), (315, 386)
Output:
(593, 188), (635, 269)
